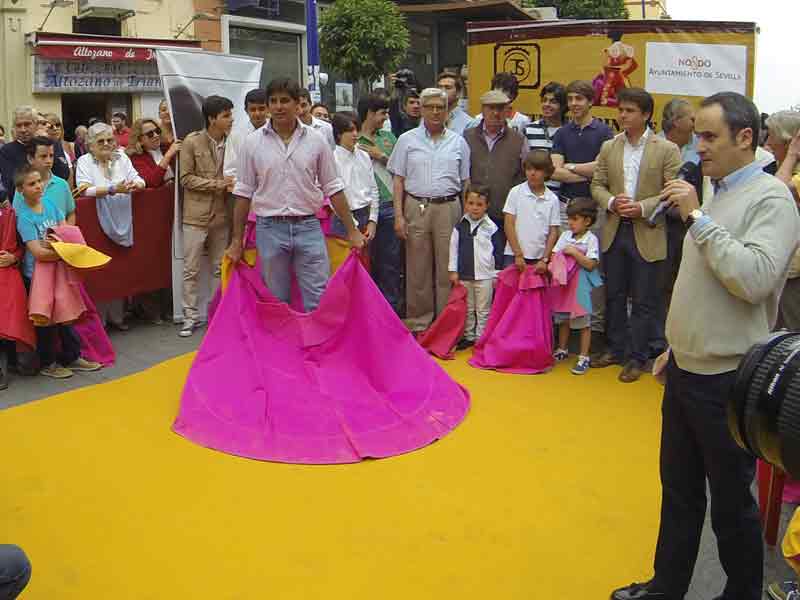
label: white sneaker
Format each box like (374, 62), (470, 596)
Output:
(178, 319), (195, 338)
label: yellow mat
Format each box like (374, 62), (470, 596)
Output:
(0, 353), (663, 599)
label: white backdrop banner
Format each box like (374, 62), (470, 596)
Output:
(645, 42), (748, 97)
(155, 49), (262, 323)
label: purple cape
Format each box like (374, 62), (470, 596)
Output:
(173, 253), (470, 464)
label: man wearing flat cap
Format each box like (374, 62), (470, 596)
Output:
(464, 89), (529, 267)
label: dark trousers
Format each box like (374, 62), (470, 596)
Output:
(0, 545), (31, 600)
(604, 223), (662, 365)
(653, 357), (762, 599)
(371, 202), (404, 315)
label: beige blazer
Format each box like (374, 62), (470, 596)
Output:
(591, 132), (681, 262)
(179, 130), (227, 228)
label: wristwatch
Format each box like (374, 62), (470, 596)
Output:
(685, 208), (704, 227)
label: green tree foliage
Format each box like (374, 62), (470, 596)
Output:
(532, 0), (628, 19)
(319, 0), (410, 85)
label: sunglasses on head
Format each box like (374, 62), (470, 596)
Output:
(143, 127), (161, 139)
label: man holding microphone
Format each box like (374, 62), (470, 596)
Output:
(612, 92), (800, 600)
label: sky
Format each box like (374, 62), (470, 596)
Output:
(667, 0), (799, 113)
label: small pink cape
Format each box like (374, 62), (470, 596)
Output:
(174, 253), (470, 464)
(469, 265), (556, 374)
(418, 284), (467, 360)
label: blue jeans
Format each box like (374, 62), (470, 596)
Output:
(0, 545), (31, 600)
(371, 203), (404, 315)
(255, 216), (330, 312)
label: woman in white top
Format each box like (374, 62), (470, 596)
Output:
(330, 112), (379, 241)
(75, 122), (145, 247)
(75, 122), (145, 330)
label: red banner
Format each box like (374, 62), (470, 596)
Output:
(76, 185), (174, 303)
(36, 44), (156, 62)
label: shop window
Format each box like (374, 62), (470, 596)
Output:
(229, 26), (302, 88)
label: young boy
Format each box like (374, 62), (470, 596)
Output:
(448, 185), (499, 349)
(13, 164), (100, 379)
(503, 149), (560, 274)
(551, 198), (600, 375)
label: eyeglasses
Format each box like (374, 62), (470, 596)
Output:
(422, 104), (446, 113)
(143, 128), (161, 139)
(96, 138), (115, 145)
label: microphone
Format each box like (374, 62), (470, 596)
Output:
(647, 161), (700, 226)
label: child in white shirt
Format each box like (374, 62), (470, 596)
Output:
(503, 149), (560, 273)
(551, 197), (600, 375)
(448, 186), (499, 349)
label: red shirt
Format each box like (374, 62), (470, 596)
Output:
(114, 127), (131, 148)
(130, 152), (169, 188)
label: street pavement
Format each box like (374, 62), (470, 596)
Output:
(0, 320), (795, 597)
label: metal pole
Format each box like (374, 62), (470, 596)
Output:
(305, 0), (321, 102)
(641, 0), (646, 18)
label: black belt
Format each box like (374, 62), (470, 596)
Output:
(264, 214), (316, 222)
(411, 194), (458, 204)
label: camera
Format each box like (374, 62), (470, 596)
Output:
(729, 330), (800, 478)
(394, 68), (417, 91)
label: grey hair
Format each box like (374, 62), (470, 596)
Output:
(12, 105), (36, 125)
(75, 125), (88, 138)
(87, 122), (114, 145)
(661, 98), (692, 134)
(420, 87), (447, 105)
(765, 111), (800, 144)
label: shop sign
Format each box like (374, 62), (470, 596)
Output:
(36, 44), (156, 62)
(34, 58), (162, 93)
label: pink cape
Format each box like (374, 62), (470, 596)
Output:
(173, 253), (470, 464)
(469, 265), (556, 374)
(418, 284), (467, 360)
(73, 285), (116, 367)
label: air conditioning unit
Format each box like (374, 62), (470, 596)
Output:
(77, 0), (136, 20)
(524, 6), (558, 20)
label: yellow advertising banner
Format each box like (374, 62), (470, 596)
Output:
(467, 20), (757, 131)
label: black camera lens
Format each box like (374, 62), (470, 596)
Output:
(730, 331), (800, 478)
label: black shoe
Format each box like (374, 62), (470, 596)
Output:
(456, 339), (475, 351)
(611, 580), (673, 600)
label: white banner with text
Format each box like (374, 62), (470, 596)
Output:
(645, 42), (747, 97)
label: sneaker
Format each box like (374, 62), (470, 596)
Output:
(768, 581), (799, 600)
(40, 363), (73, 379)
(66, 357), (102, 372)
(178, 319), (196, 338)
(553, 348), (568, 362)
(456, 339), (475, 351)
(571, 356), (591, 375)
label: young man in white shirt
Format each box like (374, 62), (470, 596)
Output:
(298, 88), (335, 150)
(223, 88), (269, 183)
(331, 112), (379, 240)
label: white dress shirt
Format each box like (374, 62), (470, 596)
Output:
(311, 116), (336, 150)
(333, 145), (380, 223)
(448, 214), (498, 281)
(233, 119), (344, 217)
(223, 120), (258, 179)
(608, 128), (651, 211)
(387, 124), (471, 198)
(502, 182), (561, 260)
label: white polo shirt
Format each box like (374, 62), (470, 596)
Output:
(502, 182), (561, 260)
(553, 229), (600, 260)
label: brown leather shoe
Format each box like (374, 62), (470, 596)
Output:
(592, 352), (622, 368)
(619, 361), (644, 383)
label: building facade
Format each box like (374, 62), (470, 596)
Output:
(624, 0), (669, 19)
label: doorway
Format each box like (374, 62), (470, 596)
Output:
(61, 94), (108, 142)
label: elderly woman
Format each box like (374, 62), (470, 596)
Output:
(75, 122), (145, 329)
(764, 111), (800, 333)
(125, 118), (180, 188)
(74, 125), (88, 159)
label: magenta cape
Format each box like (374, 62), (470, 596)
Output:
(469, 265), (556, 375)
(173, 253), (470, 464)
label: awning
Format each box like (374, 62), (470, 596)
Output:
(28, 32), (201, 63)
(397, 0), (533, 21)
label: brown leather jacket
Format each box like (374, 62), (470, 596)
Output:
(179, 130), (227, 227)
